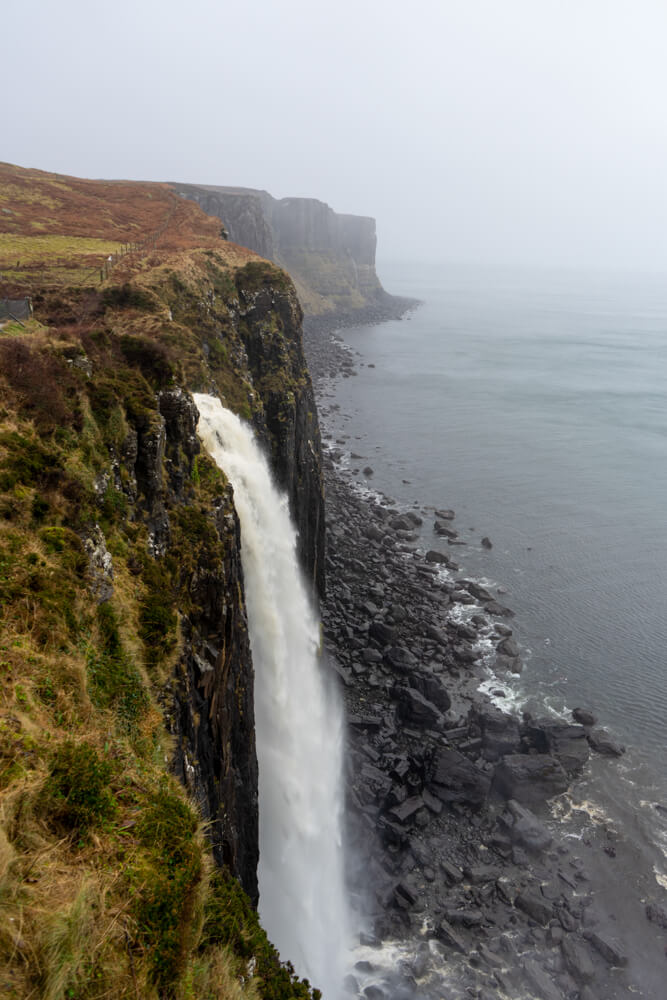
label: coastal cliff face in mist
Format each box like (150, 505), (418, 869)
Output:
(0, 162), (323, 999)
(171, 182), (385, 320)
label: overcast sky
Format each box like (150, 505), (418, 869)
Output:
(5, 0), (667, 270)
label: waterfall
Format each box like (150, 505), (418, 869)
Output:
(194, 394), (349, 998)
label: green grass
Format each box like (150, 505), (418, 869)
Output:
(0, 233), (122, 265)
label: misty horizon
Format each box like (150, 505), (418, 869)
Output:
(5, 0), (667, 271)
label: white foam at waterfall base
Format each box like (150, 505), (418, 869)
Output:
(194, 394), (349, 998)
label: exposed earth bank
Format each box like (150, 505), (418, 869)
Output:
(303, 320), (667, 1000)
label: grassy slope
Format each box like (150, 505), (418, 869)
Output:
(0, 164), (318, 1000)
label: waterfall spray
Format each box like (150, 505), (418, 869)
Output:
(194, 394), (349, 998)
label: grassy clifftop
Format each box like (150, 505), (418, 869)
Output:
(0, 163), (319, 1000)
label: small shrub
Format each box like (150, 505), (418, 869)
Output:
(139, 563), (177, 670)
(120, 333), (174, 387)
(31, 495), (50, 522)
(99, 483), (127, 524)
(133, 786), (202, 991)
(101, 282), (158, 313)
(40, 526), (87, 575)
(0, 340), (72, 429)
(43, 741), (116, 834)
(236, 261), (290, 296)
(88, 604), (149, 733)
(0, 431), (63, 491)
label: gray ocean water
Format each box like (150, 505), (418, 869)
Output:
(324, 260), (667, 933)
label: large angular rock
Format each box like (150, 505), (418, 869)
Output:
(522, 719), (590, 775)
(425, 549), (453, 566)
(515, 890), (553, 925)
(478, 705), (521, 761)
(369, 620), (395, 645)
(561, 934), (596, 984)
(587, 727), (625, 757)
(389, 796), (424, 825)
(384, 646), (418, 673)
(521, 959), (563, 1000)
(645, 902), (667, 928)
(499, 799), (553, 853)
(492, 754), (569, 805)
(415, 674), (452, 713)
(394, 687), (443, 729)
(435, 918), (466, 953)
(429, 747), (490, 808)
(434, 521), (458, 538)
(583, 928), (628, 967)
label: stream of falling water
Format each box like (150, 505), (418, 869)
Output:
(194, 393), (349, 998)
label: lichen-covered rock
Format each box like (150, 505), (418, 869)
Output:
(83, 524), (114, 603)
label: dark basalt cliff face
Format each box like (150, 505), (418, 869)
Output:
(235, 269), (325, 596)
(171, 182), (389, 322)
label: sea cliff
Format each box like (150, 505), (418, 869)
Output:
(0, 162), (323, 998)
(170, 182), (415, 327)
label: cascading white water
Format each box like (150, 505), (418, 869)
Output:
(194, 394), (349, 998)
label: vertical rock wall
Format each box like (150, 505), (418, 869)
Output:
(170, 182), (386, 321)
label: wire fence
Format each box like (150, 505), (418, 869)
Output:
(1, 204), (180, 290)
(0, 297), (32, 322)
(98, 204), (178, 282)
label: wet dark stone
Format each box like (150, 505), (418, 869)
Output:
(492, 754), (569, 805)
(587, 728), (625, 757)
(435, 918), (467, 953)
(369, 621), (395, 645)
(390, 796), (425, 824)
(499, 799), (553, 853)
(497, 636), (521, 658)
(484, 600), (515, 617)
(441, 860), (464, 884)
(384, 646), (418, 673)
(442, 906), (484, 927)
(363, 985), (385, 1000)
(561, 934), (596, 984)
(425, 549), (453, 566)
(583, 928), (628, 967)
(522, 720), (590, 775)
(415, 674), (452, 713)
(477, 706), (521, 761)
(355, 960), (376, 973)
(394, 687), (443, 728)
(464, 580), (494, 602)
(393, 880), (420, 908)
(573, 707), (597, 727)
(521, 959), (562, 1000)
(515, 890), (554, 925)
(645, 901), (667, 928)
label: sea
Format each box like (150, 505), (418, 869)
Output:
(321, 259), (667, 996)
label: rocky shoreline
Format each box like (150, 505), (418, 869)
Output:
(303, 323), (663, 1000)
(302, 292), (421, 346)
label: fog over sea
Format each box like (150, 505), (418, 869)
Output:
(324, 260), (667, 943)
